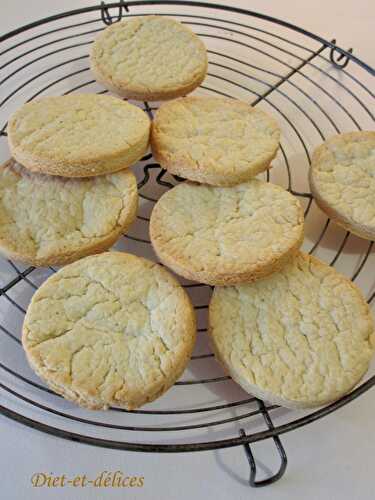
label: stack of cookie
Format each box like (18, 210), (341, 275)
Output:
(17, 16), (207, 411)
(144, 42), (374, 409)
(149, 96), (304, 285)
(150, 123), (375, 408)
(1, 16), (208, 269)
(146, 91), (373, 410)
(1, 94), (150, 266)
(9, 15), (374, 412)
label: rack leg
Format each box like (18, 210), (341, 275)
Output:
(240, 402), (287, 487)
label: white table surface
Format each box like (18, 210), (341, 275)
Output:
(0, 1), (374, 499)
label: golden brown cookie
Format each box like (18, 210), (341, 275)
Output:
(8, 94), (150, 177)
(151, 96), (280, 186)
(209, 252), (375, 409)
(309, 131), (375, 240)
(0, 159), (138, 266)
(22, 252), (196, 410)
(150, 179), (304, 285)
(90, 16), (208, 101)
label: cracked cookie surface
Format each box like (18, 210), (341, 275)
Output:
(8, 94), (150, 177)
(209, 252), (375, 409)
(151, 96), (280, 186)
(150, 179), (304, 285)
(90, 16), (207, 101)
(22, 252), (196, 410)
(309, 131), (375, 240)
(0, 159), (138, 266)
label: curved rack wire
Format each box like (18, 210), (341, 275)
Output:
(0, 0), (374, 487)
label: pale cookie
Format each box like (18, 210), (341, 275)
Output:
(150, 180), (304, 285)
(22, 252), (196, 410)
(0, 159), (138, 266)
(151, 96), (280, 186)
(309, 131), (375, 240)
(90, 16), (208, 101)
(209, 252), (375, 409)
(8, 94), (150, 177)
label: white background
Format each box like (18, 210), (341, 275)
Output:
(1, 1), (374, 499)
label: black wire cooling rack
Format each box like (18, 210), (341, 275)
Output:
(0, 1), (374, 488)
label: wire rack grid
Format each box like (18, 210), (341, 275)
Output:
(0, 1), (374, 488)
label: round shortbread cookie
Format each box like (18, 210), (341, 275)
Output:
(8, 94), (150, 177)
(151, 96), (280, 186)
(309, 131), (375, 240)
(0, 159), (138, 266)
(90, 16), (208, 101)
(209, 252), (375, 409)
(22, 252), (196, 410)
(150, 180), (304, 285)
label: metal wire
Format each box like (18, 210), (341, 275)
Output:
(0, 3), (374, 485)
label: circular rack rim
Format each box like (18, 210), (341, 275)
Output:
(0, 0), (374, 453)
(0, 0), (374, 75)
